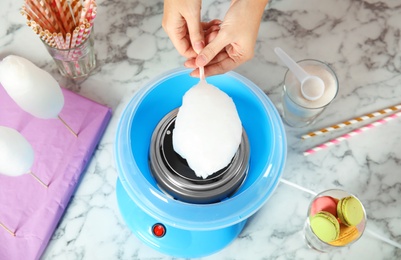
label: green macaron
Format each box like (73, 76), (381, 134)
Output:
(337, 196), (364, 226)
(310, 211), (340, 243)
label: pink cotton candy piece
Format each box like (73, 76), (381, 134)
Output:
(0, 85), (111, 260)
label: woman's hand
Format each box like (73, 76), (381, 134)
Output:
(162, 0), (204, 59)
(186, 0), (269, 77)
(163, 0), (269, 77)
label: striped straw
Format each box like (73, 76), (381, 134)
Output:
(302, 103), (401, 140)
(304, 111), (401, 156)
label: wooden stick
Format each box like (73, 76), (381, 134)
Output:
(67, 0), (77, 27)
(0, 222), (15, 237)
(29, 171), (48, 188)
(58, 115), (78, 137)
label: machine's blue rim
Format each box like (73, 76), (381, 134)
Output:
(115, 68), (287, 231)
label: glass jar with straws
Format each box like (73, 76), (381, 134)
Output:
(21, 0), (97, 80)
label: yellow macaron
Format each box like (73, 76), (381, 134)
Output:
(329, 224), (360, 246)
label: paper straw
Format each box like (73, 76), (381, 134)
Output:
(39, 30), (54, 47)
(53, 0), (69, 33)
(39, 30), (46, 40)
(45, 30), (56, 47)
(53, 32), (62, 49)
(90, 9), (97, 26)
(83, 0), (92, 14)
(70, 28), (79, 49)
(72, 0), (82, 23)
(82, 21), (91, 39)
(304, 111), (401, 156)
(59, 0), (70, 30)
(85, 3), (94, 21)
(38, 0), (61, 32)
(22, 7), (47, 32)
(79, 7), (87, 23)
(302, 103), (401, 140)
(57, 32), (65, 47)
(28, 21), (41, 34)
(64, 32), (71, 48)
(74, 23), (85, 46)
(25, 1), (54, 31)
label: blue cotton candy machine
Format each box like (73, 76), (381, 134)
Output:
(114, 68), (286, 258)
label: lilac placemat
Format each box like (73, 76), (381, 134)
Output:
(0, 85), (112, 260)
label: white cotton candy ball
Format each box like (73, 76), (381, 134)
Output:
(173, 80), (242, 179)
(0, 55), (64, 119)
(0, 126), (34, 177)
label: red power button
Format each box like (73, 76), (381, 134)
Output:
(152, 223), (166, 238)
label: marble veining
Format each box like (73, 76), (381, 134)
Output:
(1, 0), (401, 259)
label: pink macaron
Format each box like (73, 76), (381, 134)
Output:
(310, 196), (338, 217)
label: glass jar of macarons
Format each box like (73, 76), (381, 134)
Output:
(304, 189), (367, 252)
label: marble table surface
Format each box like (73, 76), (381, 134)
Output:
(1, 0), (401, 259)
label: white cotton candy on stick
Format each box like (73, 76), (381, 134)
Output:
(0, 126), (34, 176)
(0, 55), (64, 119)
(0, 126), (47, 187)
(173, 79), (242, 179)
(0, 55), (78, 137)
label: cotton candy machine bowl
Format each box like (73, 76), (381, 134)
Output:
(114, 68), (286, 258)
(149, 108), (250, 204)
